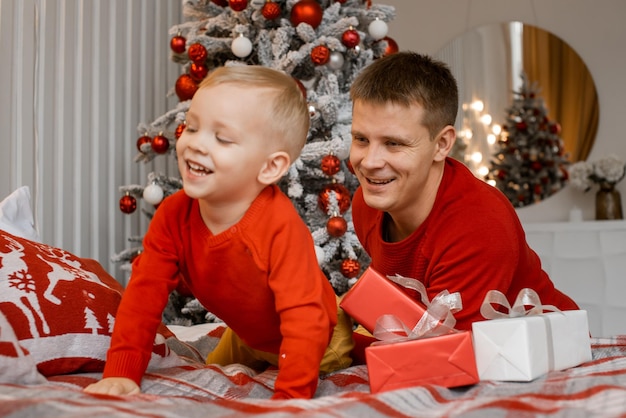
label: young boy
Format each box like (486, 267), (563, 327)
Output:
(84, 65), (353, 400)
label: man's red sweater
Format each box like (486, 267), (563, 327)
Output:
(352, 157), (579, 331)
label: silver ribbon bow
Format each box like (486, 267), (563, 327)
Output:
(372, 274), (463, 344)
(480, 288), (561, 320)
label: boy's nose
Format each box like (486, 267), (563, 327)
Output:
(184, 135), (209, 154)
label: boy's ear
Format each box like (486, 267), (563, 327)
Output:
(433, 125), (457, 162)
(258, 151), (291, 185)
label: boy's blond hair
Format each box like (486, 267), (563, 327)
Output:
(199, 65), (310, 162)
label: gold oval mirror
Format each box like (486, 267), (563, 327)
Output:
(435, 22), (599, 206)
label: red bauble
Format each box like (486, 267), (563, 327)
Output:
(327, 216), (348, 238)
(229, 0), (247, 12)
(188, 43), (207, 64)
(119, 194), (137, 214)
(550, 122), (561, 135)
(170, 34), (186, 54)
(318, 183), (351, 214)
(382, 36), (399, 56)
(346, 160), (355, 175)
(175, 74), (198, 102)
(136, 134), (152, 152)
(151, 134), (170, 154)
(531, 161), (542, 172)
(189, 62), (208, 82)
(341, 29), (360, 49)
(175, 123), (185, 139)
(340, 259), (361, 278)
(497, 170), (507, 180)
(290, 0), (323, 29)
(211, 0), (229, 6)
(311, 45), (330, 65)
(321, 154), (341, 176)
(262, 1), (281, 19)
(516, 121), (528, 131)
(293, 77), (307, 99)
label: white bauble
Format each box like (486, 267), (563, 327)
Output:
(327, 51), (345, 70)
(143, 184), (164, 205)
(368, 19), (388, 40)
(232, 35), (252, 58)
(314, 245), (325, 266)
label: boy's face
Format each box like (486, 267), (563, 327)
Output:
(177, 83), (274, 204)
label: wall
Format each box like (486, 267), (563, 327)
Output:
(0, 0), (181, 282)
(382, 0), (626, 223)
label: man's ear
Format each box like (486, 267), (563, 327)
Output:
(433, 125), (456, 162)
(258, 151), (291, 185)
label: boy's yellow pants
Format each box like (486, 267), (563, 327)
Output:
(205, 296), (354, 374)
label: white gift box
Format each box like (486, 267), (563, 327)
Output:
(472, 310), (591, 381)
(472, 315), (549, 381)
(543, 310), (592, 371)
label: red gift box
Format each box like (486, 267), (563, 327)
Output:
(365, 330), (479, 393)
(339, 267), (426, 333)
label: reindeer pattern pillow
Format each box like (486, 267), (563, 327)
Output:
(0, 230), (183, 378)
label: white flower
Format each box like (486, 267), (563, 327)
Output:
(568, 161), (594, 191)
(592, 154), (626, 184)
(568, 154), (626, 192)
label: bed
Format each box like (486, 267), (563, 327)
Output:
(3, 329), (626, 417)
(3, 188), (626, 417)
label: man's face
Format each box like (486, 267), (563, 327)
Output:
(350, 99), (444, 221)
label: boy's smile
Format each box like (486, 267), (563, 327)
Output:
(186, 160), (212, 177)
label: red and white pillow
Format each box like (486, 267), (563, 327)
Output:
(0, 186), (40, 242)
(0, 230), (184, 380)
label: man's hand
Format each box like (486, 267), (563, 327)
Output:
(83, 377), (140, 396)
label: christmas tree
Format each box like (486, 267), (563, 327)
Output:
(485, 73), (569, 208)
(114, 0), (397, 324)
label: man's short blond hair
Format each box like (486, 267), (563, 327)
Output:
(199, 65), (310, 162)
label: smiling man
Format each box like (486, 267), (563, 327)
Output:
(348, 52), (578, 346)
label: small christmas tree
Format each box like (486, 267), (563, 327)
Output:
(485, 73), (569, 208)
(114, 0), (397, 324)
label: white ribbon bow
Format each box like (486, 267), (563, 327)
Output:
(372, 274), (463, 344)
(480, 288), (561, 320)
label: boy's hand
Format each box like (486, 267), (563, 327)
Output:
(83, 377), (140, 396)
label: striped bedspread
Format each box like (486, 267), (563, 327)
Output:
(2, 330), (626, 417)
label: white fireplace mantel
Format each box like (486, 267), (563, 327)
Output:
(523, 220), (626, 337)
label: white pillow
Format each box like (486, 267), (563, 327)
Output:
(0, 186), (40, 242)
